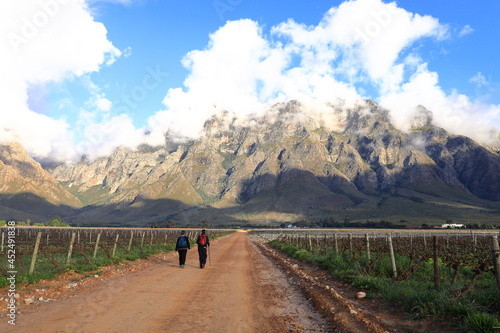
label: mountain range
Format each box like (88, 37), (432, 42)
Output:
(1, 100), (499, 227)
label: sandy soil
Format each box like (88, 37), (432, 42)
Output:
(0, 231), (464, 333)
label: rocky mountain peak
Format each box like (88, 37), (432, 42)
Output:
(411, 105), (434, 129)
(0, 142), (49, 179)
(1, 99), (499, 226)
(0, 141), (33, 163)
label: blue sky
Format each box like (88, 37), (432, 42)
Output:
(1, 0), (499, 161)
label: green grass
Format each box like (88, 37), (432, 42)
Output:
(65, 183), (112, 206)
(465, 312), (500, 333)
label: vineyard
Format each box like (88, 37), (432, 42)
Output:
(252, 229), (500, 332)
(0, 226), (231, 287)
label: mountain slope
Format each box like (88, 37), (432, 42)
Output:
(0, 142), (82, 221)
(45, 100), (500, 226)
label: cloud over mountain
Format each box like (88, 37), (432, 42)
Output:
(145, 0), (499, 149)
(1, 0), (498, 163)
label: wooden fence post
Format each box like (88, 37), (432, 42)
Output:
(93, 232), (101, 259)
(1, 231), (4, 252)
(128, 231), (134, 252)
(334, 233), (338, 255)
(348, 234), (353, 258)
(141, 232), (146, 249)
(66, 232), (76, 266)
(490, 235), (500, 299)
(323, 235), (328, 255)
(29, 232), (43, 274)
(315, 235), (320, 255)
(387, 234), (397, 279)
(365, 233), (371, 263)
(433, 236), (440, 288)
(112, 233), (120, 258)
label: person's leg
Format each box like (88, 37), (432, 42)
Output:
(200, 247), (207, 268)
(179, 249), (187, 267)
(198, 246), (203, 268)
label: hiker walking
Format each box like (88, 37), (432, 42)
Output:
(175, 230), (190, 268)
(196, 229), (210, 269)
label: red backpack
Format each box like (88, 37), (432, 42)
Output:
(198, 234), (207, 246)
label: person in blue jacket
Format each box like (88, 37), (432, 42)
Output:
(175, 230), (190, 268)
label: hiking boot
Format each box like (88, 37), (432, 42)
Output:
(201, 264), (205, 269)
(180, 265), (184, 268)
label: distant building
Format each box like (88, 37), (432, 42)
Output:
(441, 223), (464, 229)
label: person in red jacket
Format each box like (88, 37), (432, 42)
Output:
(196, 229), (210, 268)
(175, 230), (190, 268)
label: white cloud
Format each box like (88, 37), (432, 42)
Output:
(157, 0), (498, 145)
(469, 72), (487, 87)
(458, 24), (474, 37)
(122, 46), (132, 58)
(272, 0), (447, 90)
(146, 0), (459, 142)
(87, 82), (113, 112)
(380, 65), (500, 143)
(87, 0), (141, 6)
(0, 0), (120, 162)
(76, 114), (143, 158)
(96, 97), (112, 111)
(467, 72), (500, 106)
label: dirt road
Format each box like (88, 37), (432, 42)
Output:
(1, 231), (329, 333)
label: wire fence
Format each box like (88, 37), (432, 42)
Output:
(251, 229), (500, 299)
(0, 227), (230, 276)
